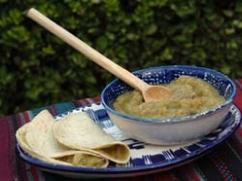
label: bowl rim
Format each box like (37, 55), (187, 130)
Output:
(101, 65), (236, 124)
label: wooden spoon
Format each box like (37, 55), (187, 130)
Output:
(26, 8), (171, 102)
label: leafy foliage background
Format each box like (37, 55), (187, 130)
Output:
(0, 0), (242, 115)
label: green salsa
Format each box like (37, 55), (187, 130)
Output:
(113, 76), (225, 118)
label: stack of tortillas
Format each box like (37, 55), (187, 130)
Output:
(16, 110), (130, 168)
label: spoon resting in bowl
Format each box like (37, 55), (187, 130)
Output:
(26, 8), (171, 102)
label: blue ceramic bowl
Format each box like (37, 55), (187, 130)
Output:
(101, 65), (236, 145)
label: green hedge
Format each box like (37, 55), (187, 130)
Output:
(0, 0), (242, 115)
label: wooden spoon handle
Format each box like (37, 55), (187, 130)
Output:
(26, 8), (149, 91)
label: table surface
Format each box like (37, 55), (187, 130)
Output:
(0, 79), (242, 181)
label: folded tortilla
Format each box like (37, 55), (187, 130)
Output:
(53, 111), (130, 164)
(16, 110), (109, 168)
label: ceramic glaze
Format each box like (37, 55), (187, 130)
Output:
(101, 65), (236, 144)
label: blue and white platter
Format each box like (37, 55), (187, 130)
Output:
(17, 104), (241, 178)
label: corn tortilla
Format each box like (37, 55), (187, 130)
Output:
(53, 111), (130, 164)
(16, 110), (109, 167)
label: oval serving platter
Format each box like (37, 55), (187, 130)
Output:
(17, 104), (241, 178)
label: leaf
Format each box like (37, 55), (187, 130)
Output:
(145, 24), (157, 35)
(161, 47), (173, 60)
(96, 36), (109, 50)
(223, 10), (233, 18)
